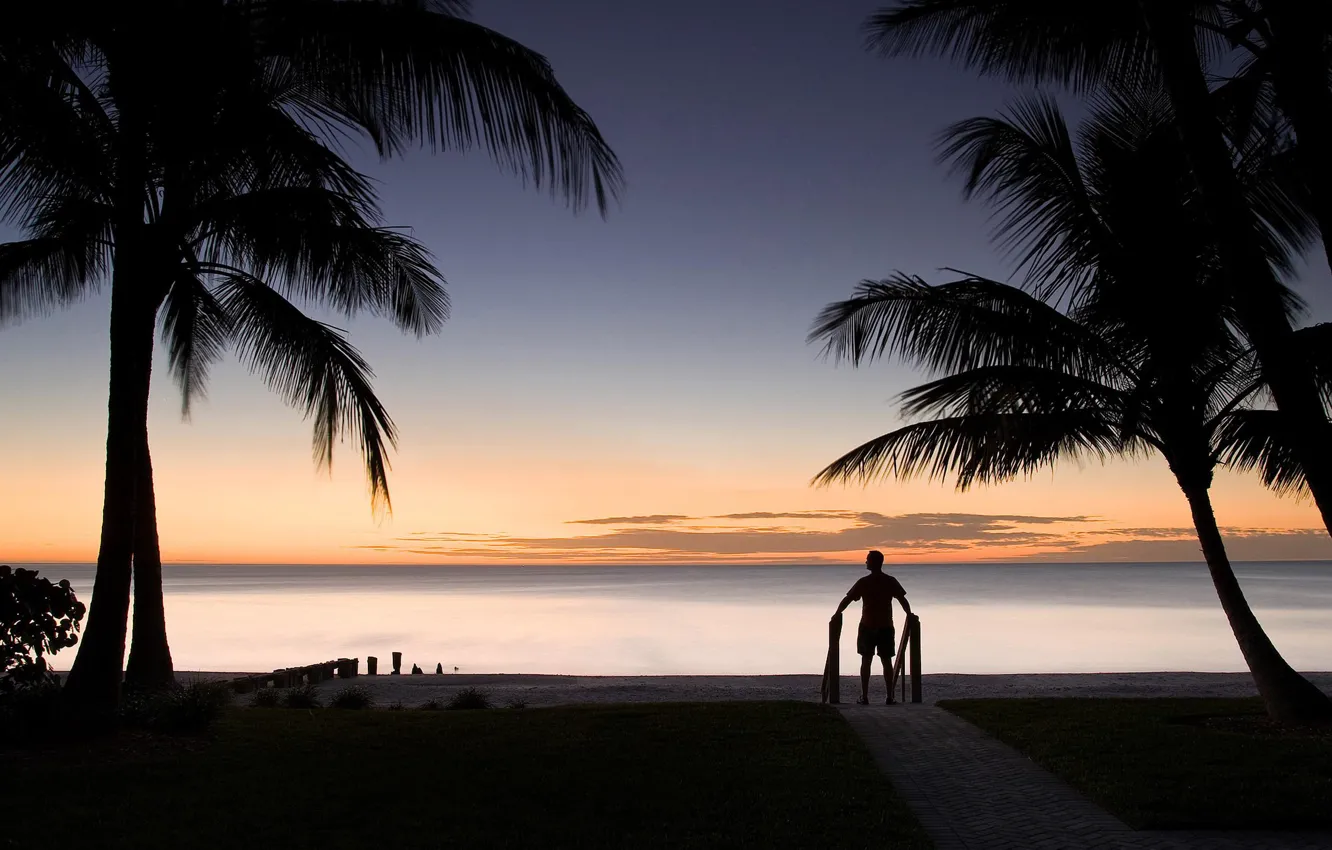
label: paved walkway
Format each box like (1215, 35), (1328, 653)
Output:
(840, 704), (1332, 850)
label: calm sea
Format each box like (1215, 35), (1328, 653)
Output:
(26, 562), (1332, 676)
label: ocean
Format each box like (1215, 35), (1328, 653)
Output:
(27, 561), (1332, 676)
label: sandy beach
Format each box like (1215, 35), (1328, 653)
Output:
(183, 671), (1332, 708)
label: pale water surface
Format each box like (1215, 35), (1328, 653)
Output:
(29, 562), (1332, 675)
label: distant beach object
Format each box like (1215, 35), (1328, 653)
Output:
(392, 652), (402, 676)
(227, 658), (358, 694)
(454, 666), (459, 674)
(435, 663), (443, 674)
(366, 656), (378, 676)
(411, 664), (423, 675)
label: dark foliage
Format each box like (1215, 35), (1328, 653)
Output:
(446, 687), (492, 710)
(0, 565), (85, 693)
(249, 687), (282, 708)
(282, 684), (322, 709)
(120, 681), (233, 735)
(329, 685), (373, 709)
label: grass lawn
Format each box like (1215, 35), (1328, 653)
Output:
(2, 701), (930, 849)
(940, 697), (1332, 830)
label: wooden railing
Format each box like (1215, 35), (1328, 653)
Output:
(820, 612), (921, 704)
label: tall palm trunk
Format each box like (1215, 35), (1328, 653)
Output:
(1261, 0), (1332, 275)
(61, 276), (156, 720)
(62, 97), (153, 721)
(1180, 478), (1332, 724)
(124, 440), (174, 691)
(1139, 0), (1332, 537)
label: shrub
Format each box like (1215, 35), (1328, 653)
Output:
(249, 687), (281, 708)
(330, 685), (372, 710)
(505, 698), (528, 710)
(417, 698), (443, 711)
(120, 681), (232, 735)
(283, 684), (322, 709)
(387, 700), (405, 711)
(446, 687), (492, 711)
(1, 565), (85, 693)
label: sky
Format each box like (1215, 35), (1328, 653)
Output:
(3, 0), (1332, 565)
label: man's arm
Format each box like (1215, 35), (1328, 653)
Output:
(895, 588), (912, 617)
(832, 594), (854, 619)
(833, 580), (861, 620)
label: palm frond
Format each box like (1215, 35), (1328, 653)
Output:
(195, 186), (449, 336)
(1215, 408), (1307, 497)
(1293, 323), (1332, 402)
(0, 55), (114, 227)
(161, 273), (234, 418)
(863, 0), (1154, 90)
(899, 364), (1131, 420)
(0, 226), (108, 324)
(253, 0), (624, 214)
(810, 273), (1122, 379)
(213, 272), (398, 512)
(938, 95), (1109, 294)
(812, 412), (1124, 491)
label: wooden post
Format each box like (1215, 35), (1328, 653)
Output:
(391, 651), (402, 675)
(909, 614), (922, 704)
(822, 612), (842, 704)
(366, 656), (378, 676)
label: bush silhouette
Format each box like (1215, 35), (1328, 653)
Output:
(447, 688), (492, 711)
(330, 685), (373, 710)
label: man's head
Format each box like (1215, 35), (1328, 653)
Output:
(865, 550), (884, 572)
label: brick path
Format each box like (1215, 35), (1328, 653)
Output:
(840, 704), (1332, 850)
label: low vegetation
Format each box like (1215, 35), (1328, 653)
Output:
(941, 697), (1332, 829)
(280, 684), (321, 710)
(0, 702), (929, 849)
(329, 685), (373, 710)
(120, 682), (233, 735)
(445, 687), (492, 710)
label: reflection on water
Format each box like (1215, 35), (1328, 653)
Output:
(31, 562), (1332, 674)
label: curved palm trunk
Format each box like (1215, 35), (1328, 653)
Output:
(1181, 481), (1332, 724)
(1262, 0), (1332, 275)
(1140, 1), (1332, 535)
(124, 440), (174, 691)
(61, 281), (156, 721)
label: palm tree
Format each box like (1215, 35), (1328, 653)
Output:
(1, 0), (622, 716)
(809, 93), (1332, 723)
(863, 0), (1332, 545)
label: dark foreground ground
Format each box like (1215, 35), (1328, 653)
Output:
(941, 697), (1332, 830)
(1, 702), (931, 850)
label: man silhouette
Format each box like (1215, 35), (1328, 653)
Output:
(832, 550), (911, 705)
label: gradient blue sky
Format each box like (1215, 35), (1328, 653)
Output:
(3, 0), (1332, 563)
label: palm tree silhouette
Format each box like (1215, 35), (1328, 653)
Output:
(810, 92), (1332, 723)
(863, 0), (1332, 566)
(2, 1), (622, 716)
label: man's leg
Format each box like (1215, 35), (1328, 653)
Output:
(860, 655), (872, 703)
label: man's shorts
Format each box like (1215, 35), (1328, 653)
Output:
(856, 624), (895, 658)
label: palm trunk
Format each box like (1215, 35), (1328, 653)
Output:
(124, 439), (174, 691)
(61, 280), (156, 721)
(1262, 0), (1332, 275)
(62, 96), (153, 721)
(1140, 1), (1332, 534)
(1181, 481), (1332, 724)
